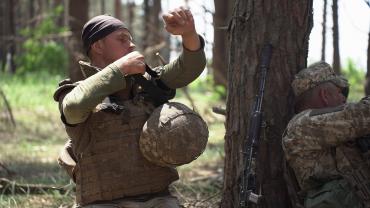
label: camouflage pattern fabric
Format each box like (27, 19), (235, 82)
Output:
(282, 97), (370, 206)
(291, 61), (348, 97)
(139, 102), (208, 167)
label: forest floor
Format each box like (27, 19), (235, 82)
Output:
(0, 73), (226, 208)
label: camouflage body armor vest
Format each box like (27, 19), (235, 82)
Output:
(65, 100), (179, 205)
(336, 140), (370, 207)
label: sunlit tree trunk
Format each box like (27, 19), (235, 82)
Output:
(321, 0), (327, 61)
(332, 0), (341, 73)
(222, 0), (313, 207)
(68, 0), (88, 81)
(212, 0), (234, 89)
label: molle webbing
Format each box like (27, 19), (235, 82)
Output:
(70, 100), (178, 205)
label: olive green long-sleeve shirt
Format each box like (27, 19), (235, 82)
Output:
(62, 37), (206, 125)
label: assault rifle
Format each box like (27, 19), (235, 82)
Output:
(239, 43), (272, 208)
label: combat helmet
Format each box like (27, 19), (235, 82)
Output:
(139, 102), (209, 167)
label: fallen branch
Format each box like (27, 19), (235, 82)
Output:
(0, 88), (16, 128)
(0, 178), (71, 195)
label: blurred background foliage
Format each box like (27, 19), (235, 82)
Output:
(15, 7), (68, 75)
(342, 59), (366, 101)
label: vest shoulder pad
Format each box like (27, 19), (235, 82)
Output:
(53, 79), (79, 101)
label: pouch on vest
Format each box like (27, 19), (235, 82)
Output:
(305, 179), (363, 208)
(57, 139), (77, 182)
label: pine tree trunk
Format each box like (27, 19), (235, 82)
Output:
(100, 0), (105, 14)
(115, 0), (122, 20)
(221, 0), (313, 207)
(365, 27), (370, 95)
(127, 1), (135, 30)
(212, 0), (234, 88)
(142, 0), (164, 67)
(68, 0), (88, 81)
(321, 0), (327, 61)
(8, 0), (16, 73)
(0, 0), (6, 70)
(332, 0), (341, 73)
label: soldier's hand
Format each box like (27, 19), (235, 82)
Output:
(114, 51), (145, 76)
(162, 7), (196, 37)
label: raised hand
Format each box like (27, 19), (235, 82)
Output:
(162, 6), (196, 37)
(114, 51), (146, 75)
(162, 7), (201, 51)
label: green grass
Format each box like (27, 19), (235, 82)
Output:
(0, 71), (226, 207)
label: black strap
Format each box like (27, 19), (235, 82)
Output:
(132, 75), (175, 107)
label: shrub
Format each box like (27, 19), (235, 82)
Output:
(15, 6), (68, 75)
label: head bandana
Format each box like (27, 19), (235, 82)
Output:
(81, 15), (128, 54)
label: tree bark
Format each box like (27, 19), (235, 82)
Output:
(68, 0), (88, 81)
(7, 0), (16, 73)
(365, 27), (370, 95)
(127, 0), (135, 30)
(101, 0), (106, 14)
(142, 0), (165, 67)
(321, 0), (327, 61)
(0, 0), (6, 70)
(221, 0), (313, 207)
(332, 0), (341, 73)
(114, 0), (122, 20)
(212, 0), (234, 88)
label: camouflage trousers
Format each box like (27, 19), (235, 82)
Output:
(75, 195), (180, 208)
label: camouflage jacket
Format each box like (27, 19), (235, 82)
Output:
(282, 96), (370, 191)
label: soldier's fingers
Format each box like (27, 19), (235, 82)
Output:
(184, 8), (193, 22)
(129, 51), (141, 57)
(162, 13), (176, 24)
(170, 10), (185, 25)
(176, 7), (188, 21)
(136, 54), (145, 62)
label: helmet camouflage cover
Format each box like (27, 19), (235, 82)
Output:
(291, 61), (349, 97)
(139, 102), (209, 167)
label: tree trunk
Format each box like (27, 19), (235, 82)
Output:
(0, 0), (6, 70)
(7, 0), (16, 73)
(212, 0), (234, 89)
(332, 0), (341, 73)
(321, 0), (327, 61)
(127, 0), (135, 30)
(28, 0), (35, 27)
(365, 27), (370, 95)
(114, 0), (122, 20)
(100, 0), (105, 14)
(142, 0), (165, 67)
(68, 0), (88, 81)
(221, 0), (313, 208)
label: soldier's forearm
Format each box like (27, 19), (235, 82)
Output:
(63, 63), (127, 124)
(160, 35), (206, 89)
